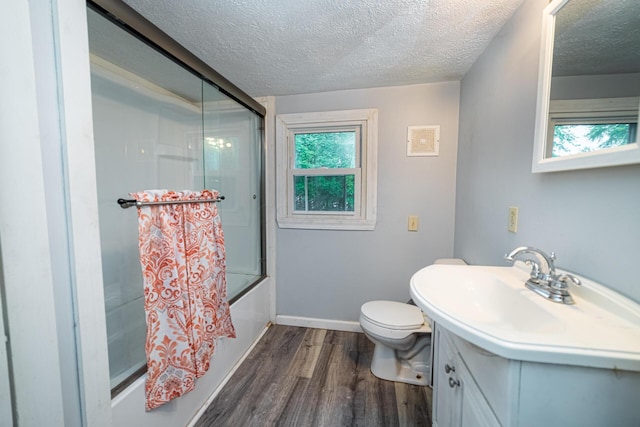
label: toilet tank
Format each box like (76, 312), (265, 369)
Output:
(433, 258), (467, 265)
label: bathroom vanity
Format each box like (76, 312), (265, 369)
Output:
(410, 263), (640, 427)
(432, 323), (640, 426)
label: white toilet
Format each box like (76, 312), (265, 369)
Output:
(359, 258), (466, 386)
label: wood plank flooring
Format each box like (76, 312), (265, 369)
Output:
(195, 325), (432, 426)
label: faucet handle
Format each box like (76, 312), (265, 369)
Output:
(550, 273), (581, 289)
(561, 273), (581, 286)
(524, 260), (541, 279)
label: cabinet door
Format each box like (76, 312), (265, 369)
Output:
(433, 327), (462, 426)
(434, 326), (501, 427)
(458, 360), (501, 427)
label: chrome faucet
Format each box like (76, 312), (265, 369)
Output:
(505, 246), (556, 281)
(504, 246), (581, 305)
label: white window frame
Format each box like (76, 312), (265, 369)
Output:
(547, 97), (639, 157)
(276, 109), (378, 230)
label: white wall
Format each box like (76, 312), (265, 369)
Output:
(275, 82), (460, 322)
(454, 0), (640, 302)
(0, 2), (66, 424)
(30, 1), (84, 425)
(2, 0), (114, 425)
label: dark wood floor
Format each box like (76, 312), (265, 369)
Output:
(195, 325), (432, 426)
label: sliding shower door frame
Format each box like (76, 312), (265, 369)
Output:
(88, 0), (265, 118)
(88, 0), (267, 396)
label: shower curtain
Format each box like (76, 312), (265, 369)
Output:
(131, 189), (236, 410)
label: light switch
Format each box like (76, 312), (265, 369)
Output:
(408, 215), (419, 232)
(508, 206), (518, 233)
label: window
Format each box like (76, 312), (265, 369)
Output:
(276, 109), (378, 230)
(551, 122), (636, 157)
(547, 98), (638, 158)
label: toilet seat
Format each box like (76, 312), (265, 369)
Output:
(360, 301), (431, 340)
(360, 300), (425, 330)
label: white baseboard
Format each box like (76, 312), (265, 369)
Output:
(276, 315), (362, 333)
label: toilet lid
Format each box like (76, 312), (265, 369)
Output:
(361, 301), (425, 330)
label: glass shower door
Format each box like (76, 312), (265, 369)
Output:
(202, 83), (264, 300)
(88, 4), (265, 394)
(88, 7), (204, 390)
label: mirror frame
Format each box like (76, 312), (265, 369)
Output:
(532, 0), (640, 173)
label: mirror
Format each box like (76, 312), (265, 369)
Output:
(532, 0), (640, 173)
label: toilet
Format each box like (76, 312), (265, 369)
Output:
(359, 258), (466, 386)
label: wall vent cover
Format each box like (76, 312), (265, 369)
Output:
(407, 125), (440, 156)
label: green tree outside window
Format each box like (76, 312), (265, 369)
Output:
(294, 131), (357, 211)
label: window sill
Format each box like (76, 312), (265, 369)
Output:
(277, 215), (376, 231)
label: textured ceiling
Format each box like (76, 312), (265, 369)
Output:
(553, 0), (640, 77)
(122, 0), (525, 96)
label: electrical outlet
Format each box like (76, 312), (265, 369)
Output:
(508, 206), (518, 233)
(408, 215), (419, 232)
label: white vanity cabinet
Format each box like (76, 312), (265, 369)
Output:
(411, 263), (640, 426)
(433, 325), (506, 427)
(432, 323), (640, 427)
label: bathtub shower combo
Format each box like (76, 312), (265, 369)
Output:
(88, 6), (265, 392)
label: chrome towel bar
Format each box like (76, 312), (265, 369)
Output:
(117, 196), (225, 209)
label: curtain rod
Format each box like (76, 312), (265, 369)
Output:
(117, 196), (225, 209)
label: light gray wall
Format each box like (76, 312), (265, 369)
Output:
(275, 82), (460, 321)
(551, 73), (640, 99)
(454, 0), (640, 302)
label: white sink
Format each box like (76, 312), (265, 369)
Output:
(410, 262), (640, 371)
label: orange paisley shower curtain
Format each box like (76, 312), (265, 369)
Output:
(131, 189), (236, 410)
